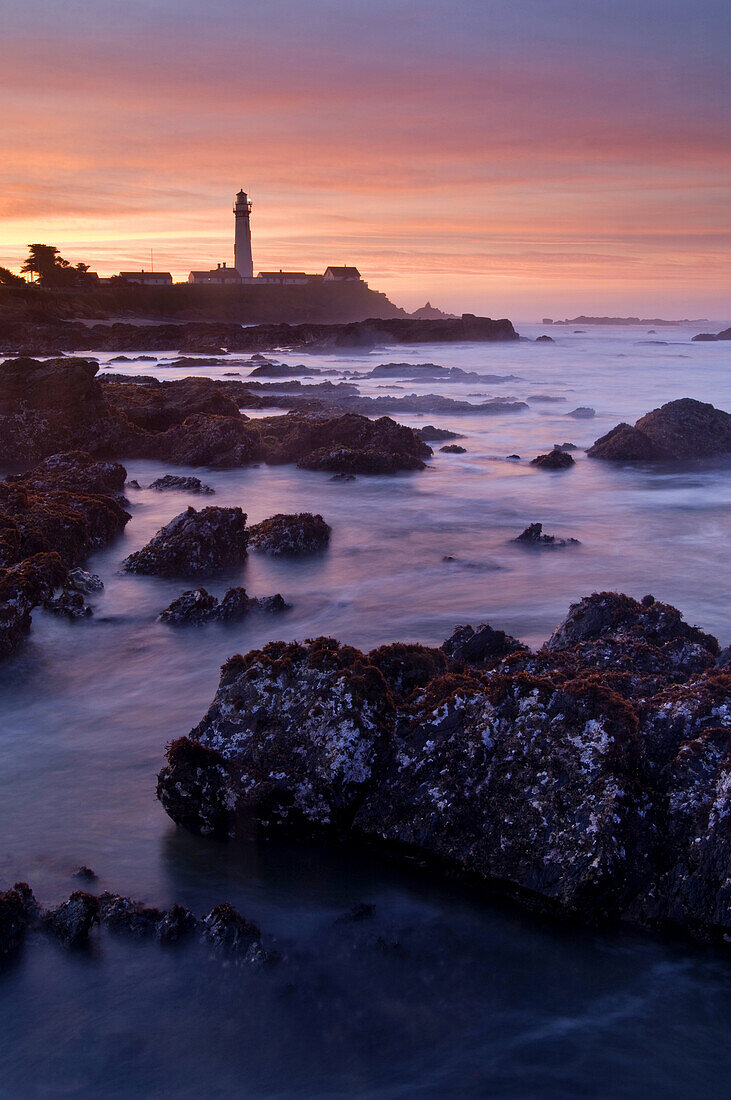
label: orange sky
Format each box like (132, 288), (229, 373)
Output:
(2, 0), (729, 318)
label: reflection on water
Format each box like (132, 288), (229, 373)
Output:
(0, 325), (729, 1097)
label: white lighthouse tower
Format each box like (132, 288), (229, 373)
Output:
(233, 189), (253, 279)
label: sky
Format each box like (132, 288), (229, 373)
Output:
(1, 0), (730, 319)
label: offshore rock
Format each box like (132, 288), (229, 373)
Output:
(531, 450), (575, 469)
(588, 398), (731, 461)
(157, 594), (731, 943)
(248, 512), (331, 555)
(123, 506), (248, 577)
(0, 884), (36, 960)
(514, 523), (580, 547)
(159, 587), (287, 625)
(148, 474), (215, 494)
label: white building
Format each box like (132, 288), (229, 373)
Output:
(233, 189), (254, 279)
(118, 270), (173, 286)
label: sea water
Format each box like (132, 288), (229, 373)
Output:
(0, 323), (729, 1098)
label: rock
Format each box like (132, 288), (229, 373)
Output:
(123, 506), (248, 577)
(506, 454), (521, 460)
(43, 588), (92, 619)
(330, 473), (356, 482)
(544, 591), (719, 657)
(536, 335), (555, 342)
(513, 523), (580, 547)
(248, 513), (331, 555)
(159, 587), (287, 625)
(201, 903), (266, 964)
(567, 407), (596, 419)
(98, 893), (165, 937)
(692, 326), (731, 341)
(156, 904), (199, 945)
(588, 398), (731, 461)
(0, 552), (68, 658)
(414, 425), (461, 442)
(157, 639), (394, 835)
(258, 412), (429, 474)
(439, 444), (466, 454)
(73, 866), (97, 881)
(148, 475), (215, 494)
(68, 568), (104, 593)
(554, 442), (577, 451)
(0, 884), (35, 960)
(442, 623), (526, 667)
(248, 362), (320, 378)
(157, 594), (730, 943)
(43, 891), (99, 945)
(531, 450), (575, 469)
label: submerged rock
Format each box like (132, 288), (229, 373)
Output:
(439, 444), (466, 454)
(567, 407), (595, 419)
(148, 475), (215, 494)
(123, 506), (248, 577)
(588, 398), (731, 461)
(514, 523), (580, 547)
(157, 594), (731, 944)
(248, 513), (331, 556)
(159, 587), (287, 625)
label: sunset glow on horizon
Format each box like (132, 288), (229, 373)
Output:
(2, 0), (729, 318)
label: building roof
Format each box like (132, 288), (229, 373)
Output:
(189, 267), (241, 278)
(324, 265), (361, 278)
(118, 270), (172, 279)
(257, 271), (308, 279)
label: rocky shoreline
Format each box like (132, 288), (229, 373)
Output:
(157, 593), (730, 946)
(0, 314), (518, 357)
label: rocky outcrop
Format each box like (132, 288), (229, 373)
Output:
(0, 452), (129, 657)
(692, 326), (731, 342)
(531, 450), (575, 469)
(513, 523), (580, 547)
(159, 587), (287, 625)
(439, 444), (466, 454)
(588, 399), (731, 461)
(0, 314), (519, 357)
(248, 513), (331, 556)
(0, 359), (433, 474)
(123, 506), (248, 577)
(157, 593), (731, 944)
(0, 882), (273, 966)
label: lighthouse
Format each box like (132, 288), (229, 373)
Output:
(233, 189), (253, 279)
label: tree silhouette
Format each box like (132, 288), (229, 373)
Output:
(0, 266), (25, 287)
(21, 244), (93, 287)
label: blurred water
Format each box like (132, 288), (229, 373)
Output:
(0, 324), (729, 1098)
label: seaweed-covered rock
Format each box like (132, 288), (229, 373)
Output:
(0, 884), (35, 960)
(159, 587), (287, 625)
(514, 523), (580, 547)
(156, 593), (730, 942)
(545, 592), (719, 657)
(124, 506), (248, 577)
(148, 475), (215, 494)
(248, 513), (331, 556)
(201, 903), (263, 962)
(531, 450), (575, 469)
(43, 588), (92, 619)
(158, 639), (393, 834)
(43, 891), (99, 945)
(441, 623), (526, 667)
(98, 893), (165, 937)
(588, 399), (731, 461)
(0, 552), (68, 658)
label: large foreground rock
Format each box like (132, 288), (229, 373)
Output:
(158, 593), (731, 943)
(124, 506), (248, 577)
(588, 398), (731, 461)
